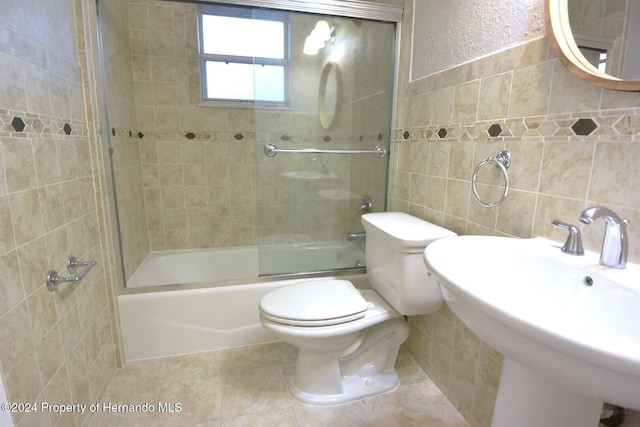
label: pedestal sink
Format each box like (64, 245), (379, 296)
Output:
(423, 236), (640, 427)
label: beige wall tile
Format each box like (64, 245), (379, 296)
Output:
(453, 80), (480, 123)
(9, 189), (44, 246)
(539, 140), (594, 199)
(509, 62), (554, 118)
(478, 73), (511, 121)
(0, 195), (16, 255)
(1, 138), (37, 192)
(504, 141), (542, 192)
(590, 140), (640, 208)
(445, 180), (470, 218)
(0, 302), (35, 374)
(0, 54), (28, 112)
(26, 286), (57, 342)
(35, 325), (65, 386)
(4, 351), (44, 413)
(428, 141), (450, 177)
(16, 236), (48, 295)
(548, 62), (602, 114)
(0, 251), (23, 316)
(495, 189), (537, 237)
(394, 3), (640, 423)
(0, 2), (122, 425)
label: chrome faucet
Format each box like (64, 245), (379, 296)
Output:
(579, 206), (629, 269)
(551, 220), (584, 255)
(358, 195), (372, 216)
(347, 231), (366, 241)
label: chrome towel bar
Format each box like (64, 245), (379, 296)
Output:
(46, 255), (97, 292)
(264, 143), (387, 158)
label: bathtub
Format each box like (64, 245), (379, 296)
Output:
(126, 246), (259, 288)
(126, 241), (365, 287)
(119, 241), (367, 360)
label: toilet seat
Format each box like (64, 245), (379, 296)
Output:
(259, 280), (368, 327)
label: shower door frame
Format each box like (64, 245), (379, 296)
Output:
(252, 3), (403, 277)
(190, 0), (403, 22)
(98, 0), (403, 289)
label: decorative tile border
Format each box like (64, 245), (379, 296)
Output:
(107, 127), (389, 148)
(110, 128), (259, 143)
(395, 110), (640, 143)
(0, 109), (88, 138)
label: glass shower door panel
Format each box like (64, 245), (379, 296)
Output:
(255, 11), (396, 276)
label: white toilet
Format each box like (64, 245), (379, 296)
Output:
(259, 212), (456, 405)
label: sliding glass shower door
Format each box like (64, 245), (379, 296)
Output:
(254, 11), (397, 276)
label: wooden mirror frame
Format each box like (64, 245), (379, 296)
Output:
(545, 0), (640, 91)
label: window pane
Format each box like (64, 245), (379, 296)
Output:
(254, 64), (285, 102)
(205, 62), (285, 102)
(202, 15), (284, 59)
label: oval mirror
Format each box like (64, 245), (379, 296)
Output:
(546, 0), (640, 91)
(318, 61), (342, 129)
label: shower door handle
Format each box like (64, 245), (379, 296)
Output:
(264, 144), (387, 158)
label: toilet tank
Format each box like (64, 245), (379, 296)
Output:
(361, 212), (456, 315)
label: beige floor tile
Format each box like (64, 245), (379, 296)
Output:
(222, 342), (282, 371)
(89, 342), (468, 427)
(293, 382), (469, 427)
(160, 351), (223, 384)
(221, 364), (292, 419)
(221, 408), (297, 427)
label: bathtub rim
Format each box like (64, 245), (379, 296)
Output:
(119, 266), (367, 296)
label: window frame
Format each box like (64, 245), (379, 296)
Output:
(197, 4), (291, 107)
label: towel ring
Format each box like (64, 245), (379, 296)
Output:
(472, 150), (511, 208)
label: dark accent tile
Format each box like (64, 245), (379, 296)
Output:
(185, 132), (196, 139)
(378, 133), (383, 141)
(234, 133), (244, 140)
(280, 134), (290, 141)
(358, 135), (363, 142)
(63, 123), (72, 135)
(402, 131), (410, 140)
(437, 128), (448, 138)
(323, 136), (331, 142)
(138, 132), (144, 139)
(11, 117), (25, 132)
(571, 118), (597, 136)
(129, 130), (132, 137)
(488, 124), (502, 137)
(111, 128), (116, 136)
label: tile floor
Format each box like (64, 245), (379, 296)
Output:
(89, 342), (469, 427)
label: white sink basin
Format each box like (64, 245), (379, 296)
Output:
(424, 235), (640, 427)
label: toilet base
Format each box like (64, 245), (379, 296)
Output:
(290, 370), (400, 406)
(288, 317), (408, 406)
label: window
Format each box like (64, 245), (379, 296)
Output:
(198, 5), (289, 105)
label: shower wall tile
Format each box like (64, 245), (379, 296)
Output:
(0, 0), (122, 424)
(394, 1), (640, 425)
(108, 0), (392, 259)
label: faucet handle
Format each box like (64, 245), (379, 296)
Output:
(552, 220), (584, 255)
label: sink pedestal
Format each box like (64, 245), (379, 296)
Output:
(493, 359), (603, 427)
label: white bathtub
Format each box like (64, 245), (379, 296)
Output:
(119, 274), (370, 360)
(127, 246), (259, 288)
(119, 242), (367, 360)
(126, 241), (365, 287)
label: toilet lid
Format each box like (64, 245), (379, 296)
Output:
(260, 280), (368, 326)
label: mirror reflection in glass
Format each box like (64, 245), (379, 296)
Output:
(318, 61), (341, 129)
